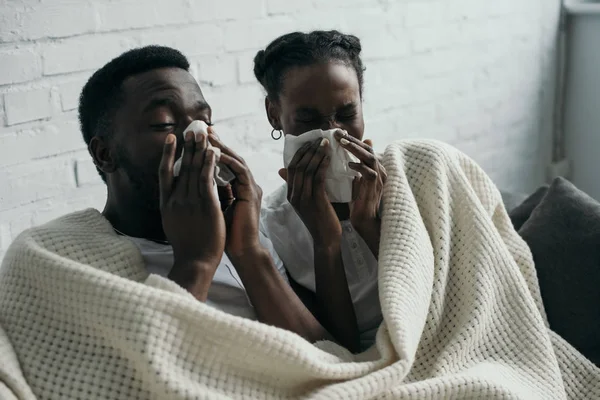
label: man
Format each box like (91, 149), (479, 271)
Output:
(37, 45), (328, 341)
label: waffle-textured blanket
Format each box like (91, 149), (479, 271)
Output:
(1, 140), (598, 399)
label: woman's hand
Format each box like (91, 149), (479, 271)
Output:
(280, 138), (342, 248)
(335, 131), (387, 257)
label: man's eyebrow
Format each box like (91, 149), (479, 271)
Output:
(142, 97), (175, 113)
(142, 98), (211, 114)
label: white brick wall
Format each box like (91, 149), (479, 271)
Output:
(0, 0), (560, 260)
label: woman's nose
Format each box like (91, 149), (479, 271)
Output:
(183, 115), (195, 127)
(321, 118), (340, 131)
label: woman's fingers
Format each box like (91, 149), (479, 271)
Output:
(301, 138), (329, 199)
(314, 153), (330, 202)
(288, 141), (320, 203)
(348, 162), (379, 181)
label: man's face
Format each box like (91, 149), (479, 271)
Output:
(110, 67), (212, 210)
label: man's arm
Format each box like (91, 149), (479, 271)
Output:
(209, 132), (355, 349)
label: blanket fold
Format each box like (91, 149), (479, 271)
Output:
(1, 140), (598, 399)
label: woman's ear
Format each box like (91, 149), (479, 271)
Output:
(89, 136), (117, 175)
(265, 97), (282, 131)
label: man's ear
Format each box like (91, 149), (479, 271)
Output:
(265, 97), (282, 131)
(89, 136), (117, 175)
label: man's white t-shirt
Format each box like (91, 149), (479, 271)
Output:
(126, 232), (288, 320)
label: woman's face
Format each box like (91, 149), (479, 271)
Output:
(267, 62), (364, 140)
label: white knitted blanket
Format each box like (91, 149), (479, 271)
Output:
(0, 140), (598, 400)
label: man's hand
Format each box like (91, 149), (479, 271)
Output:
(158, 131), (226, 300)
(207, 131), (263, 260)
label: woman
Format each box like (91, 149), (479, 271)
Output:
(254, 30), (386, 351)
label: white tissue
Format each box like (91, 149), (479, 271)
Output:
(283, 129), (360, 203)
(173, 121), (236, 186)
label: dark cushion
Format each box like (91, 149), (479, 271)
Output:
(508, 185), (549, 231)
(515, 177), (600, 366)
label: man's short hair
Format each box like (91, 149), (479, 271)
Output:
(78, 45), (190, 182)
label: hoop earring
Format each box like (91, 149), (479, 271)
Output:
(271, 129), (283, 140)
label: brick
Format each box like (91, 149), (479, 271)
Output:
(223, 18), (292, 52)
(4, 88), (54, 126)
(312, 0), (375, 9)
(42, 35), (137, 76)
(363, 115), (399, 145)
(0, 96), (4, 126)
(196, 55), (237, 87)
(212, 115), (275, 152)
(411, 48), (466, 77)
(395, 104), (439, 132)
(95, 0), (189, 32)
(59, 80), (85, 111)
(366, 59), (419, 88)
(237, 51), (260, 84)
(344, 12), (411, 60)
(420, 124), (460, 143)
(139, 25), (223, 57)
(190, 0), (265, 22)
(266, 0), (307, 15)
(444, 0), (493, 21)
(73, 156), (103, 187)
(0, 49), (42, 85)
(0, 156), (75, 212)
(242, 148), (284, 195)
(30, 185), (107, 227)
(0, 0), (555, 230)
(458, 20), (504, 45)
(363, 82), (413, 115)
(0, 6), (20, 44)
(404, 2), (444, 28)
(204, 85), (263, 121)
(410, 23), (461, 53)
(0, 2), (96, 43)
(436, 94), (482, 122)
(412, 72), (474, 104)
(291, 11), (347, 33)
(0, 120), (86, 167)
(0, 223), (10, 252)
(456, 116), (493, 140)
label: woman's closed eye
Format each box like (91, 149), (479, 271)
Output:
(295, 117), (319, 124)
(150, 123), (177, 132)
(337, 112), (357, 121)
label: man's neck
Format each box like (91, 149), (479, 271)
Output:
(102, 202), (166, 243)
